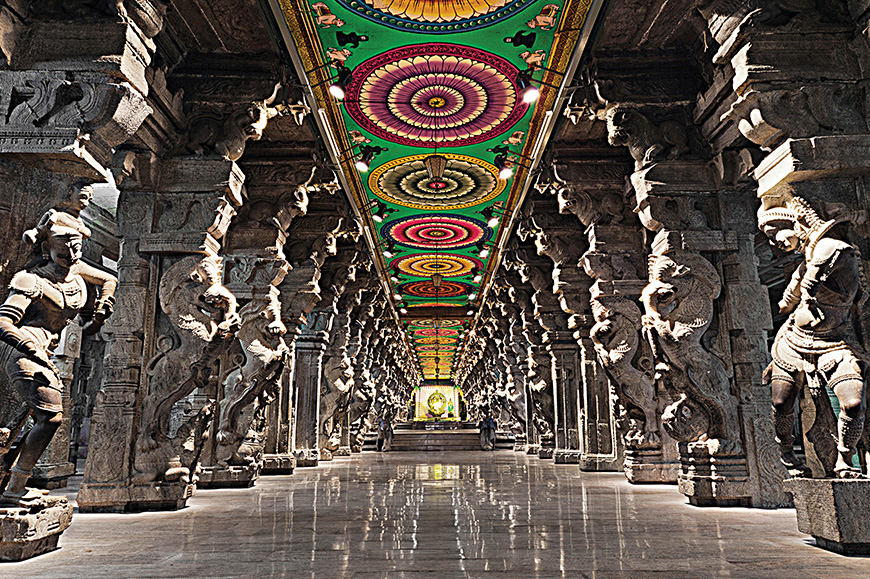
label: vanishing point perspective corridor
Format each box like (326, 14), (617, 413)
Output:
(2, 451), (867, 579)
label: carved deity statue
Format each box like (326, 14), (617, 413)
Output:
(0, 208), (114, 506)
(759, 196), (868, 478)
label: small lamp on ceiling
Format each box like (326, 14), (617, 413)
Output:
(424, 154), (448, 180)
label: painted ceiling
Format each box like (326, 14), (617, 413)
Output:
(275, 0), (596, 382)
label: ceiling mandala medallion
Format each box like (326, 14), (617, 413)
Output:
(368, 154), (504, 211)
(345, 44), (526, 148)
(382, 214), (492, 250)
(400, 280), (471, 298)
(392, 253), (483, 278)
(408, 319), (464, 328)
(413, 327), (461, 336)
(416, 336), (459, 344)
(335, 0), (536, 32)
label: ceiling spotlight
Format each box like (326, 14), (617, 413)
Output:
(355, 145), (376, 172)
(329, 66), (353, 100)
(475, 240), (491, 259)
(393, 293), (402, 301)
(468, 292), (477, 300)
(516, 70), (540, 104)
(494, 154), (514, 180)
(466, 309), (475, 316)
(473, 272), (483, 283)
(400, 308), (408, 314)
(382, 239), (397, 258)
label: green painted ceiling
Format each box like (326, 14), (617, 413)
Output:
(276, 0), (596, 382)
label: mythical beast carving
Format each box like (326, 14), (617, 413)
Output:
(641, 250), (740, 452)
(605, 104), (688, 170)
(134, 255), (239, 482)
(215, 290), (289, 466)
(590, 296), (659, 447)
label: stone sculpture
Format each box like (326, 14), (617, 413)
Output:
(759, 196), (868, 479)
(641, 246), (740, 452)
(605, 104), (688, 170)
(0, 208), (112, 504)
(215, 290), (289, 466)
(134, 255), (239, 483)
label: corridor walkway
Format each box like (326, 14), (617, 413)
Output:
(1, 452), (867, 579)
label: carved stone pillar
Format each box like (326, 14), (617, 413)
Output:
(77, 157), (243, 512)
(293, 310), (331, 467)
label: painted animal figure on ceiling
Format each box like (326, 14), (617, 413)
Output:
(520, 50), (546, 68)
(503, 131), (525, 146)
(527, 4), (560, 30)
(312, 2), (344, 28)
(326, 47), (352, 63)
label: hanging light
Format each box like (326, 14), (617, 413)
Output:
(424, 154), (448, 180)
(355, 146), (375, 172)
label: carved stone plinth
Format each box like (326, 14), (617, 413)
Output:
(262, 454), (296, 474)
(677, 445), (753, 507)
(783, 478), (870, 555)
(554, 450), (581, 464)
(538, 448), (554, 459)
(77, 481), (194, 513)
(0, 497), (73, 561)
(294, 449), (320, 468)
(526, 443), (540, 455)
(30, 463), (76, 490)
(198, 463), (261, 489)
(334, 447), (352, 457)
(623, 448), (679, 484)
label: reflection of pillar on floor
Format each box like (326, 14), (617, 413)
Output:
(293, 325), (329, 467)
(32, 324), (82, 489)
(524, 381), (540, 455)
(578, 336), (622, 471)
(550, 339), (582, 464)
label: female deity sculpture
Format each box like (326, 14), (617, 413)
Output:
(0, 181), (116, 506)
(759, 196), (868, 479)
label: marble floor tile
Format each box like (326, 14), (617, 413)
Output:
(1, 451), (868, 579)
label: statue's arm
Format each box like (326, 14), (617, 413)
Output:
(779, 262), (805, 315)
(72, 262), (118, 313)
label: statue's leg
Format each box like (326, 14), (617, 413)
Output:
(1, 408), (61, 504)
(830, 358), (866, 478)
(771, 365), (808, 477)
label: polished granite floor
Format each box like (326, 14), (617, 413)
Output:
(2, 452), (868, 579)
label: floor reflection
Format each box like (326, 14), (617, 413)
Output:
(0, 452), (866, 579)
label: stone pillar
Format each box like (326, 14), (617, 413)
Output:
(77, 157), (244, 512)
(293, 310), (332, 467)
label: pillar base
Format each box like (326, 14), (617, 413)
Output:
(77, 481), (195, 513)
(334, 446), (352, 457)
(579, 454), (621, 472)
(624, 448), (679, 484)
(198, 463), (261, 489)
(554, 450), (581, 464)
(294, 449), (319, 468)
(261, 454), (296, 475)
(31, 462), (76, 490)
(677, 445), (752, 507)
(784, 478), (870, 555)
(526, 444), (540, 455)
(319, 449), (334, 461)
(538, 447), (555, 459)
(0, 496), (73, 562)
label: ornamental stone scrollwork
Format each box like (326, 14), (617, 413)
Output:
(134, 255), (239, 485)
